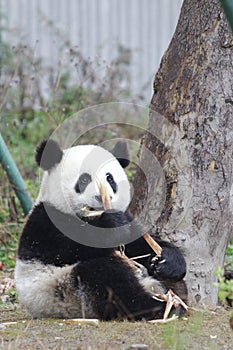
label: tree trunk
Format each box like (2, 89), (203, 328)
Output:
(131, 0), (233, 305)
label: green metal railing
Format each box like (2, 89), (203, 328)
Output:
(0, 133), (33, 215)
(220, 0), (233, 32)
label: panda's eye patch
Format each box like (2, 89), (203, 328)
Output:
(106, 172), (117, 193)
(75, 173), (92, 193)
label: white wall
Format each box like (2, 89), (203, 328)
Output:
(0, 0), (183, 102)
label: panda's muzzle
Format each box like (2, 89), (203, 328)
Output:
(79, 180), (113, 219)
(95, 194), (112, 204)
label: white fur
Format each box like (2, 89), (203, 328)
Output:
(36, 145), (131, 215)
(140, 276), (165, 296)
(14, 259), (95, 318)
(134, 261), (165, 296)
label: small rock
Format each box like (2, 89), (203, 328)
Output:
(129, 344), (148, 350)
(0, 323), (6, 331)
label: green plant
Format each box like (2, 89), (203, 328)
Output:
(225, 241), (233, 270)
(0, 286), (18, 304)
(214, 267), (233, 306)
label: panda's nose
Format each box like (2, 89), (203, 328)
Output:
(95, 195), (103, 203)
(95, 195), (112, 203)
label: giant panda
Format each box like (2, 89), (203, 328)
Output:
(14, 139), (187, 321)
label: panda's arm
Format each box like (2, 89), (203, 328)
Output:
(125, 236), (186, 282)
(122, 212), (186, 282)
(92, 210), (186, 282)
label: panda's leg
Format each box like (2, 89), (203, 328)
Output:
(125, 236), (188, 305)
(71, 255), (166, 321)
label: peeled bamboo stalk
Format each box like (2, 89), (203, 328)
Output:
(142, 233), (162, 257)
(98, 180), (112, 210)
(63, 318), (99, 326)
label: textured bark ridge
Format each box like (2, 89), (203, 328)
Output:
(131, 0), (233, 305)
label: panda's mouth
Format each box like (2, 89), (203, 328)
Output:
(80, 206), (104, 218)
(79, 183), (112, 219)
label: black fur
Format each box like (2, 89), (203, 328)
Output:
(106, 173), (117, 193)
(18, 203), (169, 320)
(71, 255), (166, 320)
(75, 173), (92, 193)
(18, 202), (186, 279)
(125, 236), (186, 282)
(17, 141), (188, 321)
(35, 140), (63, 170)
(18, 202), (187, 304)
(125, 235), (188, 304)
(123, 211), (186, 279)
(17, 203), (114, 265)
(111, 141), (130, 168)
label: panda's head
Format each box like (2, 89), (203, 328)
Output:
(35, 140), (131, 217)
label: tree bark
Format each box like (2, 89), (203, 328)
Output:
(131, 0), (233, 305)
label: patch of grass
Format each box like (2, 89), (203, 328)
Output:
(0, 306), (232, 350)
(161, 312), (205, 350)
(160, 309), (232, 350)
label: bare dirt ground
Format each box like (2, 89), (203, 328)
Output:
(0, 303), (232, 350)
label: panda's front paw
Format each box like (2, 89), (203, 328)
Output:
(148, 246), (186, 282)
(149, 253), (168, 280)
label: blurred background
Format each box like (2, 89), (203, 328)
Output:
(0, 0), (183, 181)
(0, 0), (182, 273)
(0, 0), (182, 104)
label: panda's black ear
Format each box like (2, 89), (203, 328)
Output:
(111, 141), (130, 168)
(35, 139), (63, 170)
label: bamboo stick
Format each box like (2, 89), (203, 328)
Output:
(98, 179), (163, 256)
(142, 233), (162, 257)
(98, 180), (112, 210)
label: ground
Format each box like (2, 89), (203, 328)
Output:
(0, 222), (232, 350)
(0, 302), (232, 350)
